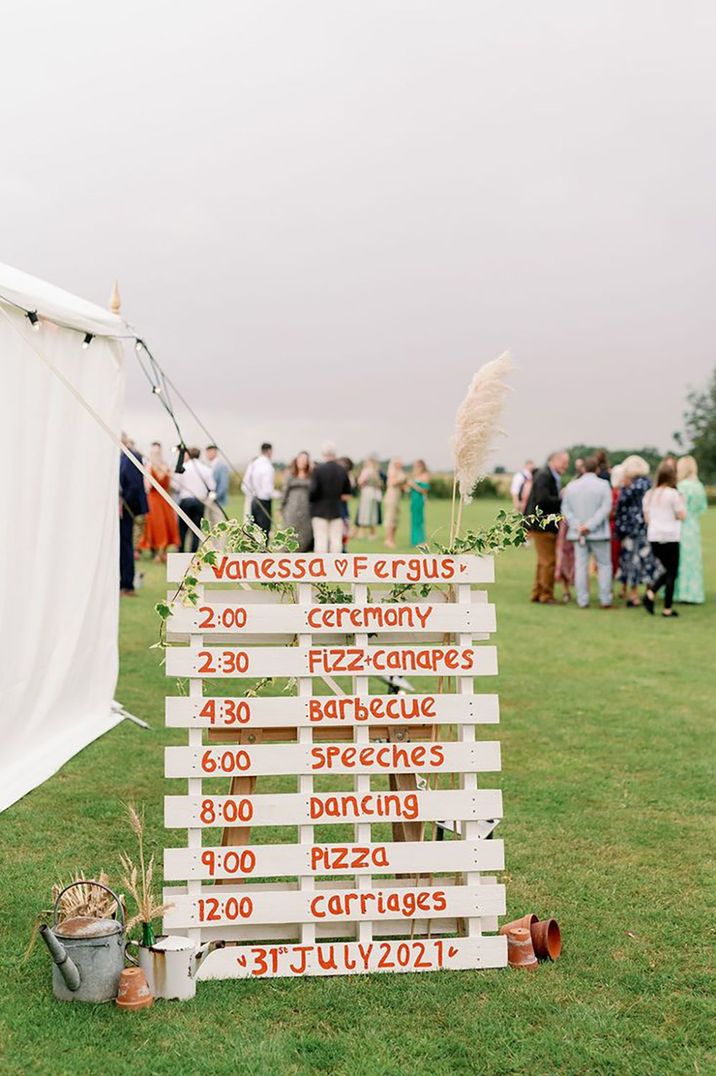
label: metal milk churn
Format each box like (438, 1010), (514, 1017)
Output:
(39, 882), (125, 1003)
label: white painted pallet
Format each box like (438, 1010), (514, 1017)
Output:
(163, 552), (507, 979)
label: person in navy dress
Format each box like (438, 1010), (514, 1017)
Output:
(119, 438), (148, 595)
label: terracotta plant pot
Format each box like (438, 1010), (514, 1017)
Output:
(506, 926), (538, 970)
(500, 913), (539, 936)
(531, 918), (561, 961)
(116, 966), (154, 1010)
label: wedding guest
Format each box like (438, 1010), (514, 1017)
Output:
(524, 450), (569, 604)
(384, 458), (407, 548)
(309, 442), (352, 553)
(205, 445), (229, 525)
(643, 461), (686, 617)
(615, 455), (658, 607)
(595, 449), (610, 482)
(510, 460), (534, 511)
(281, 451), (313, 551)
(574, 457), (586, 477)
(554, 515), (574, 603)
(674, 456), (708, 604)
(172, 447), (215, 553)
(355, 455), (383, 539)
(241, 442), (275, 540)
(139, 442), (180, 562)
(517, 463), (537, 514)
(119, 436), (148, 595)
(338, 457), (356, 549)
(408, 460), (430, 546)
(610, 464), (626, 594)
(561, 457), (613, 608)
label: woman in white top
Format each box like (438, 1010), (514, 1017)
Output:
(642, 460), (686, 617)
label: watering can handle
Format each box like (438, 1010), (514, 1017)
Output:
(52, 881), (125, 928)
(125, 938), (140, 966)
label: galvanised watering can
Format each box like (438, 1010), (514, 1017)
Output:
(39, 881), (125, 1003)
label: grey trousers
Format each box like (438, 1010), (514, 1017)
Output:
(573, 538), (613, 607)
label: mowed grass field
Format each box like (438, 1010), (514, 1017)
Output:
(2, 496), (715, 1076)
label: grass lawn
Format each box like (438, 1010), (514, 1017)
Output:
(2, 496), (715, 1075)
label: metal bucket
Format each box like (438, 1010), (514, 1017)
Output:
(50, 882), (125, 1003)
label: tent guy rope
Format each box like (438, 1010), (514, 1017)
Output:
(0, 304), (205, 543)
(1, 303), (347, 699)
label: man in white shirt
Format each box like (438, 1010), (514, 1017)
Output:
(172, 446), (216, 552)
(241, 442), (275, 540)
(510, 460), (534, 511)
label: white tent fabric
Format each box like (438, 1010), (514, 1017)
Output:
(0, 263), (126, 811)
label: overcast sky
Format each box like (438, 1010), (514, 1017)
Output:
(3, 1), (715, 468)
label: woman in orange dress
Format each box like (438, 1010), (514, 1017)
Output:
(139, 443), (180, 561)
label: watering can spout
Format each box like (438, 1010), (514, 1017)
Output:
(39, 925), (81, 992)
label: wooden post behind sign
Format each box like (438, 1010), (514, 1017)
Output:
(163, 552), (507, 979)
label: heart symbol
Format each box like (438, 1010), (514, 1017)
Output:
(448, 945), (458, 958)
(335, 559), (348, 578)
(236, 955), (247, 968)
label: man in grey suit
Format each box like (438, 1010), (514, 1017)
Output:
(561, 456), (614, 608)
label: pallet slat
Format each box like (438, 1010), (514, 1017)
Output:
(165, 644), (498, 679)
(165, 788), (503, 829)
(163, 838), (505, 880)
(165, 740), (501, 778)
(167, 601), (496, 636)
(165, 692), (500, 729)
(167, 552), (494, 584)
(164, 882), (506, 929)
(194, 935), (508, 979)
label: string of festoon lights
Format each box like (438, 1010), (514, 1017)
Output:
(2, 291), (243, 522)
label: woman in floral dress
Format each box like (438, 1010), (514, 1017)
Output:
(614, 455), (658, 606)
(674, 456), (708, 603)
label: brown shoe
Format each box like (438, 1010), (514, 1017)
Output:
(540, 599), (559, 605)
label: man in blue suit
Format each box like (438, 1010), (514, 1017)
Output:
(119, 438), (148, 595)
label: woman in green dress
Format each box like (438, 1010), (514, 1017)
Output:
(408, 460), (430, 546)
(674, 455), (708, 603)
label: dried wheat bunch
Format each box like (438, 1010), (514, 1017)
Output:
(51, 868), (119, 920)
(120, 803), (173, 931)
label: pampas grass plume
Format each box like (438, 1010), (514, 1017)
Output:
(452, 350), (514, 503)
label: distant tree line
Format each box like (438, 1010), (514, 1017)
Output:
(675, 365), (716, 483)
(563, 445), (665, 476)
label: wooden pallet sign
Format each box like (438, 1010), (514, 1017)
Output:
(163, 550), (508, 980)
